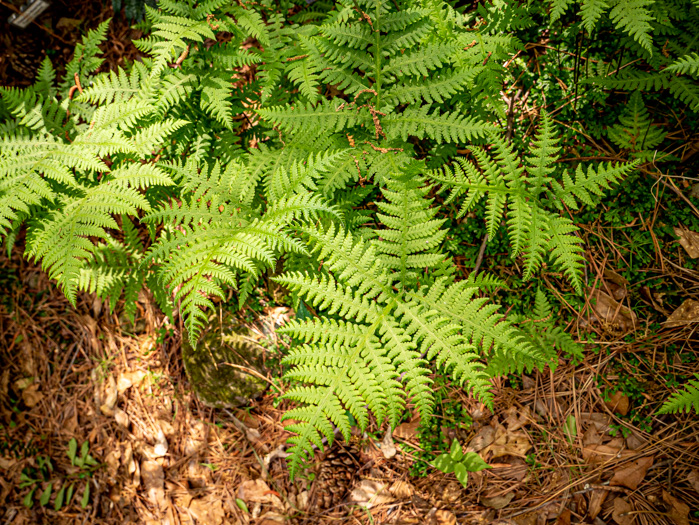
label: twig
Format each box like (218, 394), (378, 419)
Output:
(473, 234), (488, 275)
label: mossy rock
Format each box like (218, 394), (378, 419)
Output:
(182, 319), (270, 408)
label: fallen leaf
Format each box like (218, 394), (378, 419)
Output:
(381, 428), (397, 459)
(237, 479), (283, 508)
(587, 489), (608, 519)
(687, 470), (699, 492)
(586, 288), (637, 333)
(674, 226), (699, 259)
(480, 491), (514, 509)
(555, 509), (571, 525)
(21, 384), (43, 407)
(14, 377), (33, 390)
(662, 490), (690, 525)
(114, 408), (129, 428)
(187, 498), (225, 525)
(389, 480), (414, 499)
(482, 425), (532, 459)
(580, 412), (612, 433)
(426, 508), (457, 525)
(258, 512), (286, 524)
(394, 418), (421, 440)
(612, 497), (634, 525)
(348, 479), (394, 509)
(610, 456), (653, 490)
(583, 425), (603, 446)
(100, 374), (118, 416)
(504, 406), (531, 432)
(141, 460), (165, 509)
(0, 456), (16, 469)
(117, 370), (146, 394)
(664, 299), (699, 327)
(153, 429), (168, 458)
(582, 443), (635, 464)
(466, 425), (496, 452)
(605, 391), (630, 415)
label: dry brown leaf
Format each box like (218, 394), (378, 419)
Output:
(114, 408), (129, 428)
(100, 374), (118, 416)
(187, 498), (225, 525)
(117, 370), (146, 394)
(664, 299), (699, 327)
(687, 470), (699, 492)
(480, 491), (515, 510)
(580, 412), (612, 433)
(426, 508), (457, 525)
(582, 443), (635, 464)
(381, 428), (397, 459)
(0, 456), (16, 469)
(389, 480), (414, 499)
(466, 425), (496, 452)
(349, 479), (394, 509)
(674, 226), (699, 258)
(555, 509), (571, 525)
(662, 489), (690, 525)
(258, 512), (286, 524)
(393, 418), (421, 440)
(605, 391), (630, 416)
(583, 425), (603, 446)
(610, 456), (653, 490)
(586, 288), (637, 332)
(504, 405), (532, 432)
(588, 489), (608, 520)
(140, 460), (165, 508)
(612, 497), (634, 525)
(237, 479), (283, 508)
(483, 425), (532, 459)
(21, 383), (43, 407)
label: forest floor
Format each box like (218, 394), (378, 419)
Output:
(2, 2), (699, 525)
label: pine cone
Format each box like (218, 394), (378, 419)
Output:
(313, 445), (358, 511)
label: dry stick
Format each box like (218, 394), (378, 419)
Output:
(472, 233), (489, 276)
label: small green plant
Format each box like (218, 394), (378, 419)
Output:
(659, 375), (699, 415)
(20, 439), (99, 510)
(433, 438), (491, 488)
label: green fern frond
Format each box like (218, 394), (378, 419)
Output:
(665, 52), (699, 75)
(578, 0), (609, 33)
(608, 0), (655, 53)
(384, 106), (494, 144)
(607, 91), (667, 159)
(658, 375), (699, 414)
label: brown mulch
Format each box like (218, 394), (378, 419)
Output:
(0, 242), (698, 525)
(1, 0), (143, 88)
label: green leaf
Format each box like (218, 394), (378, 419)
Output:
(449, 439), (463, 462)
(66, 483), (75, 505)
(564, 414), (577, 443)
(40, 483), (52, 506)
(54, 485), (66, 511)
(461, 452), (491, 472)
(453, 462), (469, 488)
(235, 498), (249, 513)
(80, 483), (90, 509)
(67, 438), (78, 465)
(23, 487), (36, 508)
(433, 453), (455, 474)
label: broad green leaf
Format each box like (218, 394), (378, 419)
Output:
(40, 483), (52, 506)
(453, 462), (469, 488)
(461, 452), (491, 472)
(564, 414), (577, 444)
(66, 483), (75, 505)
(23, 487), (36, 508)
(449, 439), (463, 462)
(54, 485), (66, 511)
(67, 438), (78, 465)
(80, 483), (90, 509)
(433, 453), (455, 474)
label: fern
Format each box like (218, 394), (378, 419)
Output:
(607, 91), (667, 160)
(658, 375), (699, 414)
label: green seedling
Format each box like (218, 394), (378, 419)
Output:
(433, 439), (491, 488)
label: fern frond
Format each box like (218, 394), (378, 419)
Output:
(384, 106), (494, 144)
(658, 375), (699, 414)
(665, 52), (699, 75)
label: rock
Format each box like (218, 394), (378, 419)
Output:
(182, 317), (271, 408)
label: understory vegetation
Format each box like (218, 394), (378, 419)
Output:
(1, 0), (699, 514)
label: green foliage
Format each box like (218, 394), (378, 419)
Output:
(607, 91), (667, 160)
(20, 439), (98, 510)
(433, 438), (491, 488)
(431, 113), (635, 293)
(659, 375), (699, 414)
(0, 0), (642, 481)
